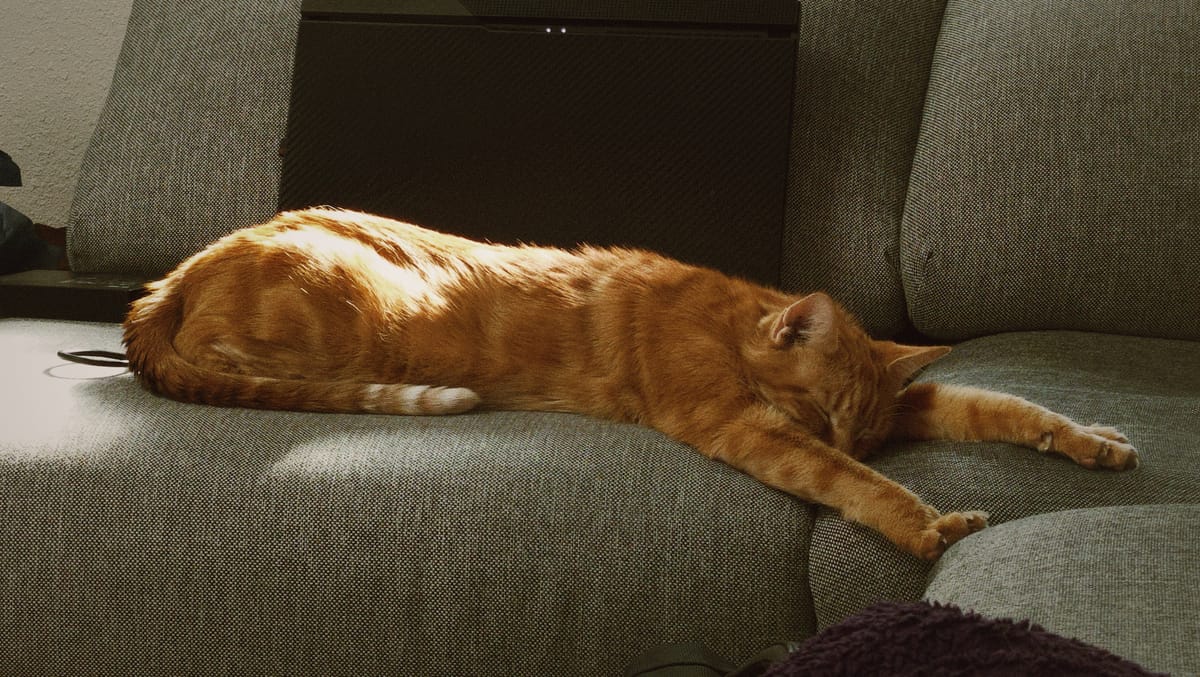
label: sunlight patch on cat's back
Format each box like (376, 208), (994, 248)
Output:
(270, 224), (452, 310)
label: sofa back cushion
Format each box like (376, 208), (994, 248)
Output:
(900, 0), (1200, 341)
(783, 0), (948, 337)
(66, 0), (300, 275)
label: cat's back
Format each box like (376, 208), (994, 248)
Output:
(249, 208), (485, 269)
(124, 207), (775, 419)
(158, 207), (765, 322)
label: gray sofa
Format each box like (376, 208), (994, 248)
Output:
(2, 0), (1197, 675)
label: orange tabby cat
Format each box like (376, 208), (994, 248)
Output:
(124, 208), (1138, 559)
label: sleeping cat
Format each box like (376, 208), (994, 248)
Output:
(124, 208), (1139, 559)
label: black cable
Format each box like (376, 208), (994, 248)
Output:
(56, 348), (130, 368)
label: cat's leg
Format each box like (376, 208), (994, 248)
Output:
(701, 405), (987, 560)
(891, 383), (1138, 470)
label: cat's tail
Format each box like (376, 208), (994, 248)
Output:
(122, 280), (481, 416)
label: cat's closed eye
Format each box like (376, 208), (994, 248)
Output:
(811, 404), (836, 443)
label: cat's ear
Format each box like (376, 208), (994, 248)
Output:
(874, 341), (951, 383)
(770, 292), (836, 347)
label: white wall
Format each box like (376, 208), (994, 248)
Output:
(0, 0), (134, 227)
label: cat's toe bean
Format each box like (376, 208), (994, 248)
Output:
(1114, 444), (1139, 470)
(1094, 424), (1137, 468)
(962, 511), (989, 530)
(915, 511), (989, 560)
(1079, 424), (1137, 469)
(1049, 424), (1139, 471)
(1086, 424), (1129, 443)
(1124, 449), (1139, 470)
(1092, 437), (1139, 470)
(913, 529), (948, 561)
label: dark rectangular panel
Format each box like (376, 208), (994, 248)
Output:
(0, 270), (147, 322)
(301, 0), (799, 28)
(281, 16), (796, 284)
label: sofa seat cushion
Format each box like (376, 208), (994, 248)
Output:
(807, 331), (1200, 630)
(901, 0), (1200, 341)
(925, 504), (1200, 676)
(0, 319), (815, 676)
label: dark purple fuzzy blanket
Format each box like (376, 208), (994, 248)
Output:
(764, 601), (1164, 677)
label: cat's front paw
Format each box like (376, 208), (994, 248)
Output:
(912, 510), (989, 560)
(1038, 423), (1138, 470)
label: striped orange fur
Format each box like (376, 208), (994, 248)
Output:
(124, 208), (1138, 559)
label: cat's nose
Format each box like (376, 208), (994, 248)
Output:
(852, 435), (882, 459)
(830, 426), (855, 456)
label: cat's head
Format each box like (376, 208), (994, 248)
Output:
(745, 292), (949, 457)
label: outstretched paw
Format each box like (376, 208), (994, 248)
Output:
(1086, 424), (1129, 444)
(1039, 423), (1138, 470)
(913, 510), (989, 560)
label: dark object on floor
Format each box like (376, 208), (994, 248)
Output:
(35, 223), (69, 270)
(763, 601), (1164, 677)
(0, 203), (61, 274)
(0, 150), (20, 186)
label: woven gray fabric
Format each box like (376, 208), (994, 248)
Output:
(925, 504), (1200, 676)
(66, 0), (300, 275)
(901, 0), (1200, 341)
(782, 0), (949, 338)
(807, 331), (1200, 630)
(0, 319), (815, 676)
